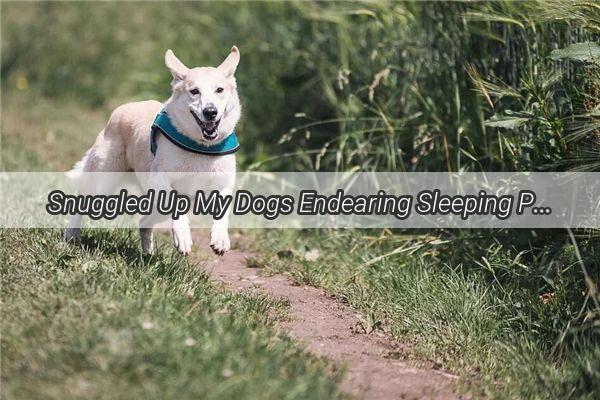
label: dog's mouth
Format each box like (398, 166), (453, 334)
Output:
(190, 110), (221, 141)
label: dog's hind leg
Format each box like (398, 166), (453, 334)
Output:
(65, 150), (91, 241)
(65, 215), (83, 241)
(65, 127), (128, 242)
(139, 227), (155, 255)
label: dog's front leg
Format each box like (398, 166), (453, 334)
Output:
(139, 172), (193, 255)
(171, 213), (192, 255)
(210, 216), (230, 256)
(139, 200), (193, 256)
(210, 186), (232, 256)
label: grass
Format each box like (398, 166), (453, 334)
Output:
(0, 90), (109, 171)
(0, 91), (345, 399)
(0, 229), (343, 400)
(250, 230), (600, 399)
(2, 1), (599, 398)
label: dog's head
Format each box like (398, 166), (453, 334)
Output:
(164, 47), (241, 144)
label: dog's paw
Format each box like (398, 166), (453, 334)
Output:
(140, 229), (155, 255)
(210, 229), (230, 256)
(172, 223), (193, 255)
(141, 241), (155, 255)
(64, 228), (81, 242)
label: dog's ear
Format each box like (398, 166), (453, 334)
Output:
(165, 49), (189, 84)
(217, 46), (240, 78)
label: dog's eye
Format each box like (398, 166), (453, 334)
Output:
(216, 87), (224, 94)
(189, 88), (199, 95)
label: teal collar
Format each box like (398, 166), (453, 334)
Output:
(151, 109), (239, 156)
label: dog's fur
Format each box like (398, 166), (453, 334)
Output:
(65, 47), (242, 255)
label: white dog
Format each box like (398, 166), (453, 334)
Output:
(65, 47), (242, 256)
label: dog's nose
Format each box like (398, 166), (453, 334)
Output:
(203, 106), (218, 121)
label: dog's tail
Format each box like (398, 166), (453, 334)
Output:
(66, 147), (92, 184)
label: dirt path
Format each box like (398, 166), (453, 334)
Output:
(193, 233), (461, 400)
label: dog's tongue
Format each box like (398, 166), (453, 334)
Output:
(204, 121), (217, 131)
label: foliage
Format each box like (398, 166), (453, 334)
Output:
(268, 0), (600, 172)
(255, 229), (600, 399)
(2, 1), (598, 172)
(0, 229), (343, 400)
(2, 2), (600, 398)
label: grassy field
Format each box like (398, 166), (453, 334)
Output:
(250, 230), (600, 399)
(0, 229), (344, 400)
(0, 91), (110, 171)
(2, 1), (599, 399)
(0, 96), (344, 399)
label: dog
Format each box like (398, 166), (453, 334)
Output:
(64, 47), (242, 256)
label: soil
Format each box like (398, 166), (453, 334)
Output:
(192, 232), (462, 400)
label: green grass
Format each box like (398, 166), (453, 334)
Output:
(251, 230), (600, 399)
(0, 90), (344, 399)
(2, 1), (599, 398)
(0, 90), (109, 172)
(0, 229), (344, 400)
